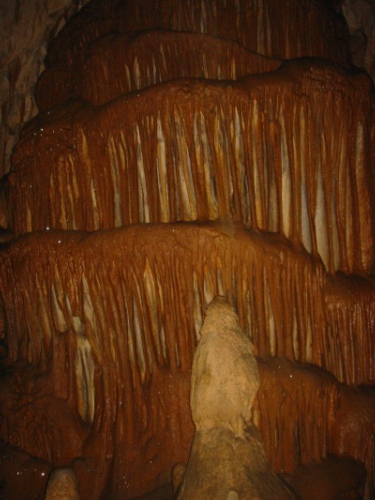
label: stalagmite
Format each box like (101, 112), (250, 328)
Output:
(45, 467), (81, 500)
(190, 296), (259, 439)
(0, 0), (374, 499)
(177, 296), (296, 499)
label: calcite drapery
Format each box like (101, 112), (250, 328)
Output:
(1, 0), (375, 499)
(35, 30), (282, 111)
(34, 0), (351, 93)
(8, 59), (375, 276)
(1, 223), (375, 497)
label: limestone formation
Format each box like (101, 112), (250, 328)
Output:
(0, 0), (375, 499)
(342, 0), (375, 78)
(0, 0), (89, 178)
(45, 467), (81, 500)
(177, 296), (296, 499)
(190, 296), (259, 438)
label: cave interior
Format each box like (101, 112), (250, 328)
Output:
(1, 0), (375, 499)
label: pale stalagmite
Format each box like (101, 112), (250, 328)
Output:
(190, 296), (259, 438)
(1, 0), (375, 498)
(44, 467), (80, 500)
(178, 296), (296, 499)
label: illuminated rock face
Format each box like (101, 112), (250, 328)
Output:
(190, 296), (259, 439)
(8, 59), (375, 275)
(0, 1), (374, 499)
(45, 467), (81, 500)
(178, 296), (296, 499)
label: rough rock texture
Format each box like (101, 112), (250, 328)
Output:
(342, 0), (375, 78)
(1, 224), (374, 498)
(0, 0), (374, 499)
(0, 0), (352, 177)
(45, 467), (81, 500)
(0, 440), (52, 500)
(35, 30), (282, 111)
(8, 59), (375, 275)
(256, 356), (375, 483)
(0, 0), (89, 179)
(285, 457), (367, 499)
(177, 426), (296, 500)
(3, 0), (375, 181)
(177, 296), (295, 499)
(190, 297), (259, 439)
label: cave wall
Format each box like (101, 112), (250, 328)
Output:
(7, 59), (375, 276)
(2, 0), (375, 183)
(0, 0), (90, 180)
(0, 1), (375, 499)
(343, 0), (375, 78)
(2, 224), (375, 498)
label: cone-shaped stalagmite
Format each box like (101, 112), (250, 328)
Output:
(177, 296), (296, 499)
(1, 0), (375, 499)
(45, 467), (81, 500)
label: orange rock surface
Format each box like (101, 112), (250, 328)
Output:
(0, 1), (374, 499)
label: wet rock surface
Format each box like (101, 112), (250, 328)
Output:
(0, 1), (374, 499)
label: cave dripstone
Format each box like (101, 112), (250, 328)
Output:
(0, 1), (374, 499)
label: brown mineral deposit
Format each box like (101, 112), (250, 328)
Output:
(0, 0), (374, 498)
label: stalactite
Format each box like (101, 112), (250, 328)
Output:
(1, 1), (374, 498)
(8, 61), (375, 275)
(1, 223), (375, 497)
(36, 31), (282, 111)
